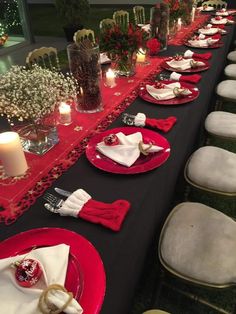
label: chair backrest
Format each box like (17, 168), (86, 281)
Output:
(133, 6), (146, 25)
(73, 29), (95, 44)
(26, 47), (60, 71)
(99, 18), (116, 32)
(202, 0), (227, 9)
(113, 10), (129, 29)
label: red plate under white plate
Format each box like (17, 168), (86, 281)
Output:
(139, 80), (199, 105)
(161, 59), (210, 73)
(0, 228), (106, 314)
(184, 40), (224, 49)
(86, 127), (170, 174)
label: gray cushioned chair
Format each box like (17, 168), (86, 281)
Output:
(227, 51), (236, 63)
(205, 111), (236, 139)
(224, 64), (236, 80)
(159, 202), (236, 312)
(185, 146), (236, 196)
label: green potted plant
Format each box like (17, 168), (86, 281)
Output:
(54, 0), (90, 42)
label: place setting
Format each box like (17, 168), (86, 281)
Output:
(184, 33), (223, 49)
(85, 127), (171, 174)
(138, 80), (199, 106)
(197, 5), (215, 13)
(197, 23), (227, 35)
(161, 54), (210, 73)
(210, 15), (235, 25)
(0, 227), (106, 314)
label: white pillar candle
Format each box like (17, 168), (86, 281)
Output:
(0, 131), (28, 177)
(105, 69), (116, 87)
(137, 49), (146, 63)
(59, 102), (72, 125)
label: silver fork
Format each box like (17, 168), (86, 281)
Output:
(43, 192), (64, 208)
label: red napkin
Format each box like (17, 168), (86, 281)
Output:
(170, 72), (202, 84)
(179, 74), (202, 83)
(211, 34), (221, 40)
(145, 117), (177, 132)
(216, 24), (225, 29)
(79, 199), (130, 231)
(192, 52), (212, 60)
(50, 189), (131, 232)
(133, 112), (177, 132)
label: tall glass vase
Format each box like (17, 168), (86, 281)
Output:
(150, 4), (169, 52)
(67, 43), (103, 113)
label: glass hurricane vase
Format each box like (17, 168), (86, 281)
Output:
(67, 43), (103, 113)
(12, 112), (59, 155)
(112, 51), (137, 77)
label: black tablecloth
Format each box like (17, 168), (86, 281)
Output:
(1, 21), (235, 314)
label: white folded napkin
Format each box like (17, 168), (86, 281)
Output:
(100, 53), (111, 64)
(96, 132), (163, 167)
(166, 58), (205, 70)
(216, 10), (229, 16)
(188, 38), (219, 47)
(211, 17), (228, 24)
(198, 27), (219, 35)
(141, 24), (151, 32)
(199, 6), (214, 11)
(0, 244), (83, 314)
(146, 82), (192, 101)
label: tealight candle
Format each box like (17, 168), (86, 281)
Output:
(137, 49), (146, 63)
(105, 69), (116, 88)
(0, 131), (28, 177)
(59, 102), (72, 125)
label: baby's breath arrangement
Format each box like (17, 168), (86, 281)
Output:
(0, 65), (77, 123)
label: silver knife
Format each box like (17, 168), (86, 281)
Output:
(54, 187), (72, 197)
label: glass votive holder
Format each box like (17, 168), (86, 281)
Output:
(58, 102), (72, 126)
(104, 68), (116, 88)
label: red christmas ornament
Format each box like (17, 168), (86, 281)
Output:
(103, 134), (119, 146)
(155, 82), (165, 89)
(14, 258), (42, 287)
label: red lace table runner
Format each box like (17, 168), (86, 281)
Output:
(168, 14), (210, 46)
(0, 58), (164, 224)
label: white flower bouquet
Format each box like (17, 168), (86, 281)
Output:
(0, 65), (77, 122)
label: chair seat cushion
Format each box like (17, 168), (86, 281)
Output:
(227, 51), (236, 62)
(216, 80), (236, 100)
(187, 146), (236, 193)
(224, 64), (236, 79)
(205, 111), (236, 138)
(160, 202), (236, 285)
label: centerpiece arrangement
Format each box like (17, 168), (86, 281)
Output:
(0, 65), (77, 155)
(99, 23), (149, 76)
(163, 0), (182, 34)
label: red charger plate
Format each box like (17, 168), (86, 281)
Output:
(0, 228), (106, 314)
(161, 59), (210, 73)
(139, 80), (199, 105)
(86, 127), (170, 174)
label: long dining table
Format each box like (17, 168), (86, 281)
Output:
(1, 12), (236, 314)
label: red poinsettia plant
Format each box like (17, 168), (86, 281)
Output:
(99, 23), (149, 57)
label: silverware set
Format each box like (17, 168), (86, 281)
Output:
(43, 188), (72, 213)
